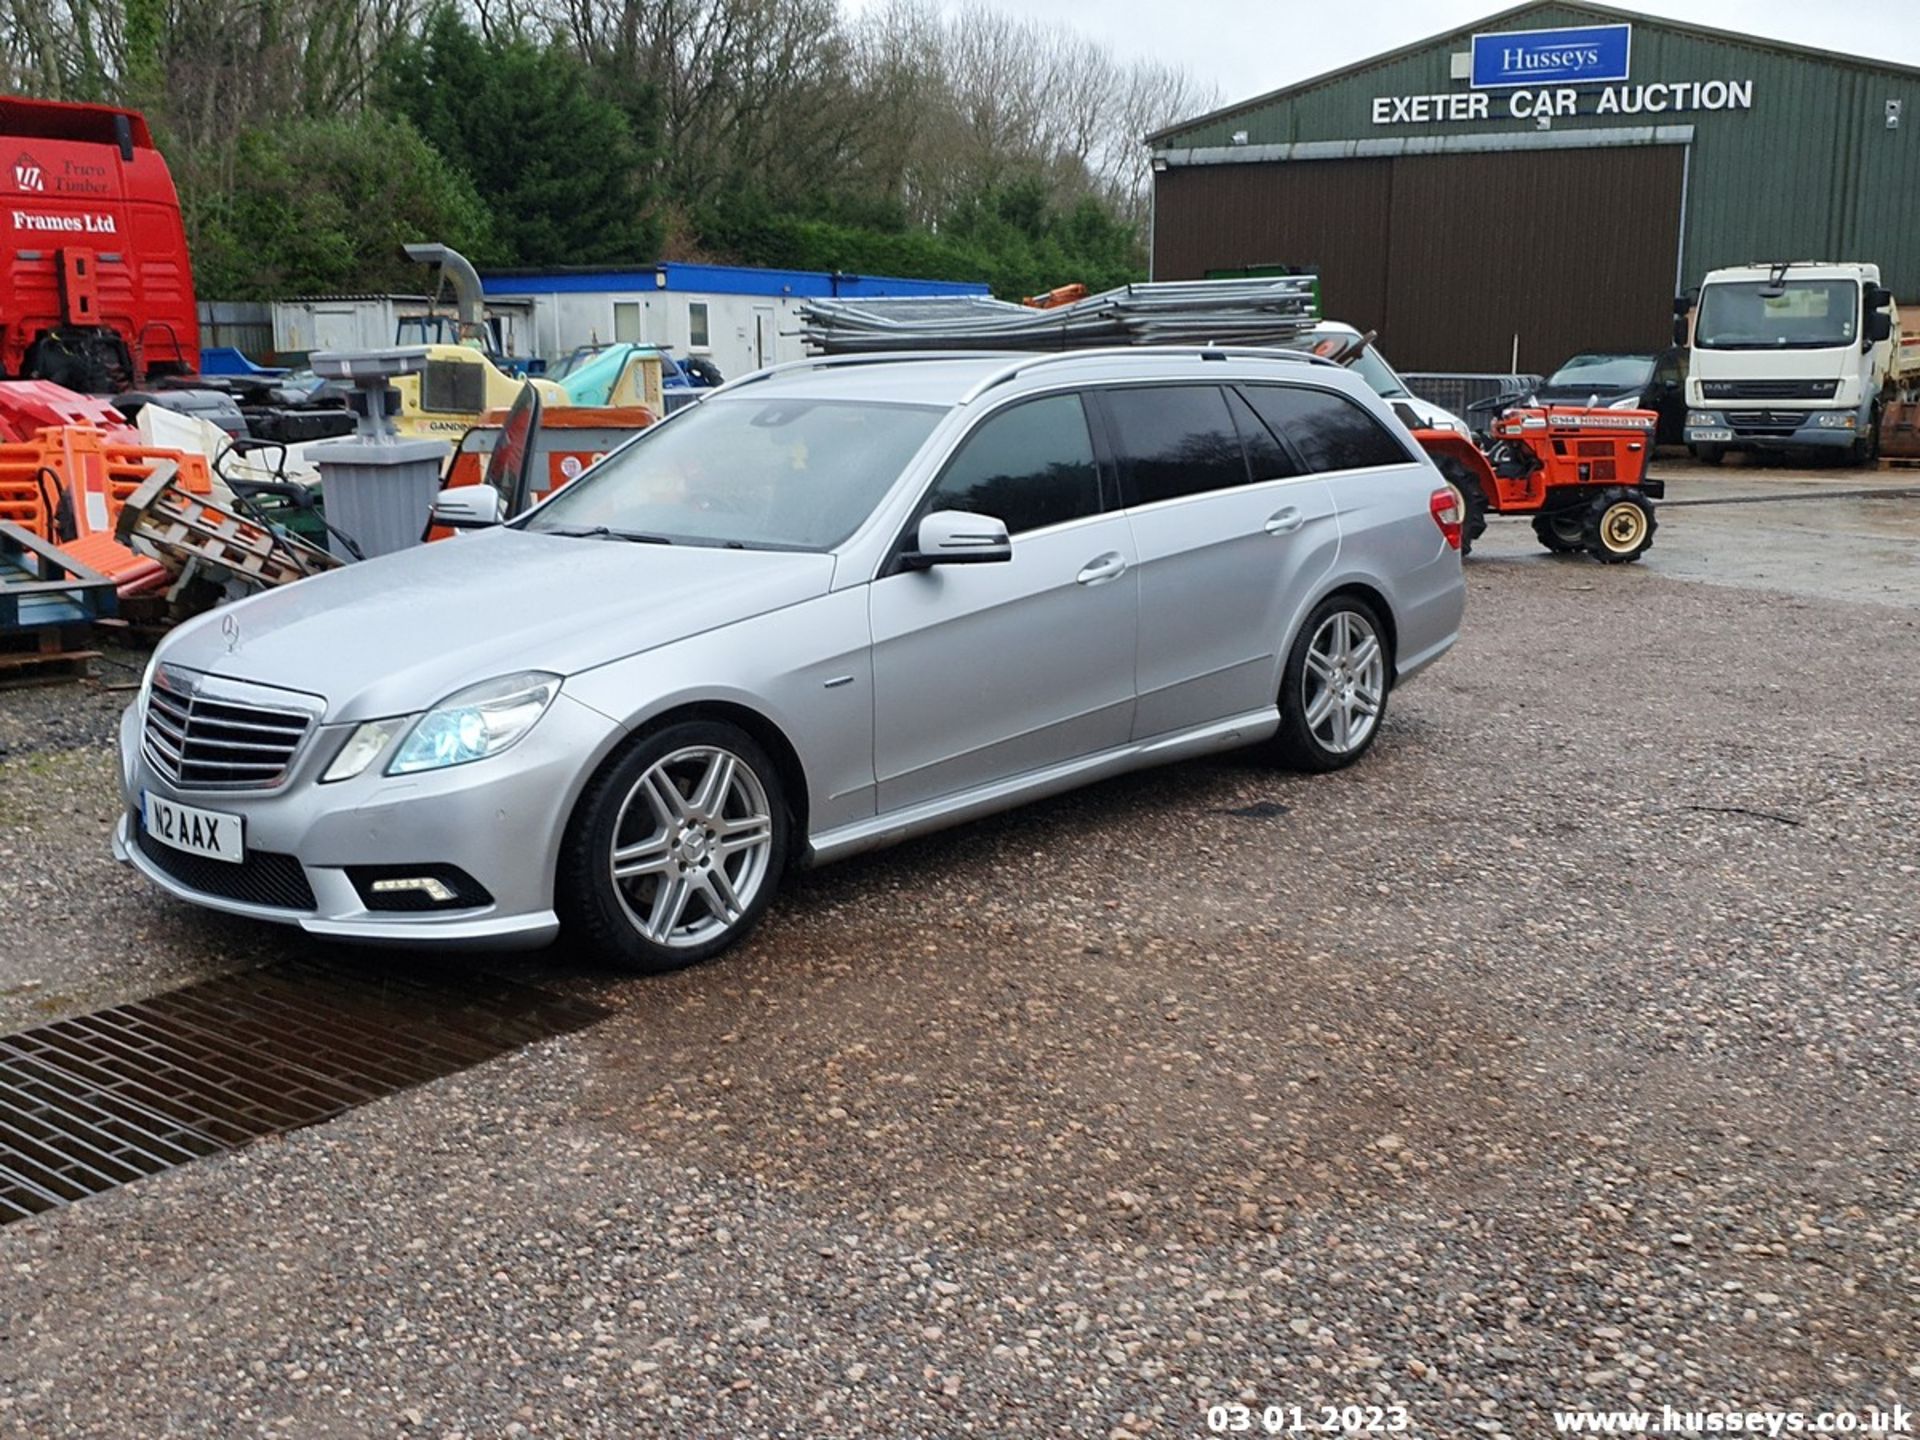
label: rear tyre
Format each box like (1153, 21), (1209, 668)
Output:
(1582, 488), (1657, 564)
(1272, 594), (1391, 773)
(557, 720), (790, 972)
(1434, 455), (1489, 555)
(1532, 509), (1585, 554)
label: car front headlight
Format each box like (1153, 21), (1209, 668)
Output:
(1607, 394), (1640, 410)
(1686, 411), (1723, 427)
(386, 671), (562, 776)
(1813, 411), (1857, 429)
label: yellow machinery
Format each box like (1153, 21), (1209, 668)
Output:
(390, 344), (666, 441)
(390, 244), (664, 442)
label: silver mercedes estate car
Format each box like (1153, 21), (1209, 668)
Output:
(116, 349), (1466, 970)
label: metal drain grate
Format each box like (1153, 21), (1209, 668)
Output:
(0, 960), (606, 1225)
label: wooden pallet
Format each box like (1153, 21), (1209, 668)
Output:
(0, 626), (99, 688)
(115, 461), (338, 588)
(0, 522), (118, 632)
(1876, 456), (1920, 472)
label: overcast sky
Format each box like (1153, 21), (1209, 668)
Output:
(841, 1), (1920, 114)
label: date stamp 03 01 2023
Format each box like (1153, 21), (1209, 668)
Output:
(1204, 1403), (1412, 1435)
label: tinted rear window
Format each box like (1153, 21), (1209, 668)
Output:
(1240, 385), (1411, 473)
(1103, 386), (1248, 506)
(1226, 388), (1300, 482)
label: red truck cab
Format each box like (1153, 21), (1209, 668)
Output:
(1, 95), (197, 391)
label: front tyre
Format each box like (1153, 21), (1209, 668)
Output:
(1582, 488), (1657, 564)
(1272, 594), (1391, 772)
(557, 720), (789, 972)
(1851, 406), (1881, 467)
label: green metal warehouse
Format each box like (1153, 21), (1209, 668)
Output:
(1148, 1), (1920, 372)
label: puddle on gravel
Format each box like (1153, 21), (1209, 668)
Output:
(0, 957), (606, 1225)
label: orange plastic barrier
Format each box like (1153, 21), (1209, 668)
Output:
(0, 424), (212, 547)
(59, 531), (170, 595)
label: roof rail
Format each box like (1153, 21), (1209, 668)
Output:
(706, 349), (1023, 398)
(956, 345), (1335, 404)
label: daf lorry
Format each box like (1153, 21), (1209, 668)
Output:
(1678, 261), (1915, 465)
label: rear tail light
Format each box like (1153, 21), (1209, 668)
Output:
(1430, 487), (1463, 550)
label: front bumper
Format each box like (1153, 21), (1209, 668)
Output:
(1686, 410), (1866, 452)
(114, 691), (625, 949)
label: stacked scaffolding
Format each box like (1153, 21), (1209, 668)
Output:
(797, 278), (1320, 355)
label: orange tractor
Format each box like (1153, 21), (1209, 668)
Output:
(1414, 405), (1663, 563)
(1313, 329), (1663, 564)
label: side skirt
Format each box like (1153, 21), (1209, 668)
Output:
(801, 707), (1281, 867)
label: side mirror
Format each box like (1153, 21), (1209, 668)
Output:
(906, 509), (1011, 567)
(1672, 316), (1689, 347)
(429, 485), (504, 530)
(1867, 285), (1894, 312)
(1866, 310), (1894, 344)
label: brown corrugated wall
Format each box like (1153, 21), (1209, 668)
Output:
(1153, 146), (1687, 373)
(1152, 159), (1394, 352)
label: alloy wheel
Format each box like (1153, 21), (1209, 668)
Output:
(1302, 610), (1385, 756)
(608, 745), (775, 949)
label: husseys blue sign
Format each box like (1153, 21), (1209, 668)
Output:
(1470, 23), (1632, 88)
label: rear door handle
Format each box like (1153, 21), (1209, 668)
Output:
(1076, 552), (1127, 585)
(1265, 507), (1305, 535)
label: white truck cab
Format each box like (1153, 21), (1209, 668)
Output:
(1680, 261), (1899, 464)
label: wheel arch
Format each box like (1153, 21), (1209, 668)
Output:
(616, 698), (813, 845)
(1313, 580), (1399, 681)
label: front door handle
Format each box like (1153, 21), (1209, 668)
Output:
(1076, 552), (1127, 585)
(1265, 507), (1305, 535)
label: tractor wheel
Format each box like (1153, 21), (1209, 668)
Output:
(1434, 456), (1489, 555)
(1531, 509), (1585, 554)
(1582, 488), (1657, 564)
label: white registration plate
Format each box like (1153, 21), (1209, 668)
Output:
(1692, 428), (1735, 443)
(143, 792), (245, 864)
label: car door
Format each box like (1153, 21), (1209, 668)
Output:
(1092, 383), (1340, 740)
(1650, 348), (1687, 444)
(869, 391), (1138, 813)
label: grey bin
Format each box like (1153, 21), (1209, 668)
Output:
(308, 436), (452, 560)
(308, 346), (451, 561)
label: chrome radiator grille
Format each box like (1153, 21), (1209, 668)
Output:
(142, 669), (315, 790)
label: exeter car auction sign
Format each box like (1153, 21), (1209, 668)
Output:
(1370, 21), (1756, 127)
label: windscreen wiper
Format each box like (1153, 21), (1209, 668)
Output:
(543, 525), (674, 544)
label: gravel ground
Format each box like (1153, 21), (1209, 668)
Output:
(0, 636), (285, 1023)
(0, 492), (1916, 1438)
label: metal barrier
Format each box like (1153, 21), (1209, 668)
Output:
(1404, 372), (1541, 433)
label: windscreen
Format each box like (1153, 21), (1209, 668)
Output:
(523, 395), (943, 550)
(1284, 334), (1411, 399)
(1695, 281), (1859, 350)
(1546, 354), (1655, 388)
(1346, 346), (1412, 399)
